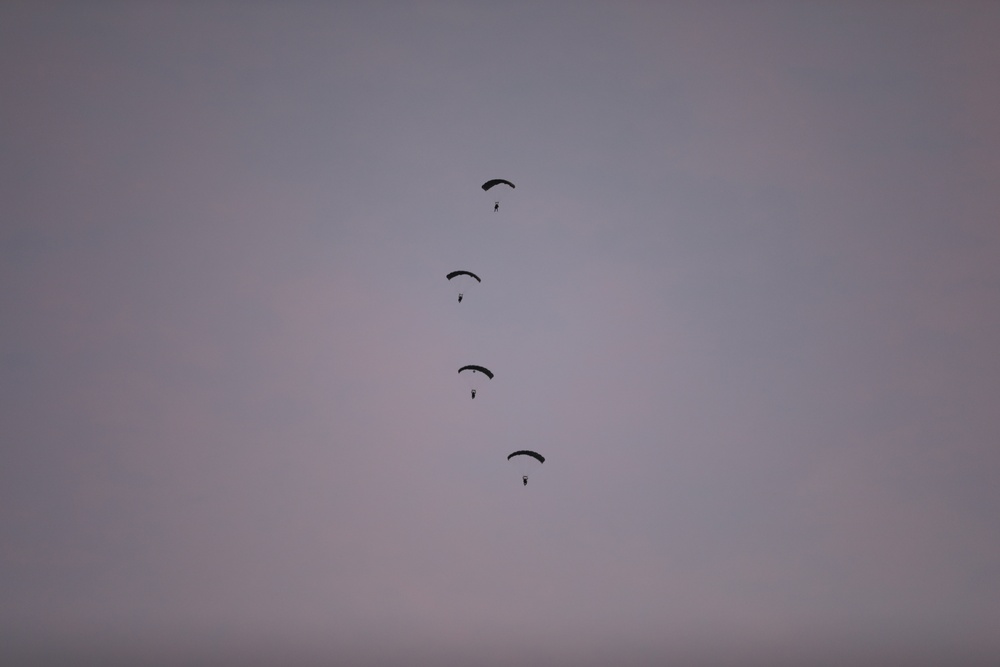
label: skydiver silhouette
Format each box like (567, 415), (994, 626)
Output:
(458, 293), (463, 303)
(523, 476), (528, 486)
(494, 201), (499, 212)
(471, 389), (477, 399)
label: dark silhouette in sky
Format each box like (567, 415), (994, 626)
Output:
(446, 270), (481, 303)
(482, 179), (513, 212)
(458, 365), (492, 399)
(481, 179), (515, 191)
(507, 450), (545, 486)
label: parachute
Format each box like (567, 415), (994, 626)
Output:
(446, 270), (481, 283)
(458, 364), (493, 398)
(457, 364), (493, 379)
(481, 179), (515, 191)
(446, 270), (481, 303)
(507, 450), (545, 486)
(482, 179), (515, 212)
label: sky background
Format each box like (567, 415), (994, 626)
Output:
(2, 2), (1000, 665)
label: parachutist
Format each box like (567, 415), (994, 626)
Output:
(494, 201), (499, 212)
(447, 272), (480, 303)
(508, 450), (544, 486)
(458, 365), (492, 399)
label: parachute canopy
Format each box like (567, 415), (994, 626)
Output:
(508, 450), (545, 485)
(458, 365), (493, 379)
(481, 179), (515, 191)
(446, 270), (481, 283)
(507, 450), (544, 464)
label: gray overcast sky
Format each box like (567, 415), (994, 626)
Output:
(2, 2), (999, 666)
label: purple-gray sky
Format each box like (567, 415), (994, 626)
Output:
(3, 2), (999, 665)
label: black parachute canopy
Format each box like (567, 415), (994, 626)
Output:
(446, 270), (481, 282)
(481, 179), (515, 191)
(507, 450), (545, 464)
(458, 365), (493, 379)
